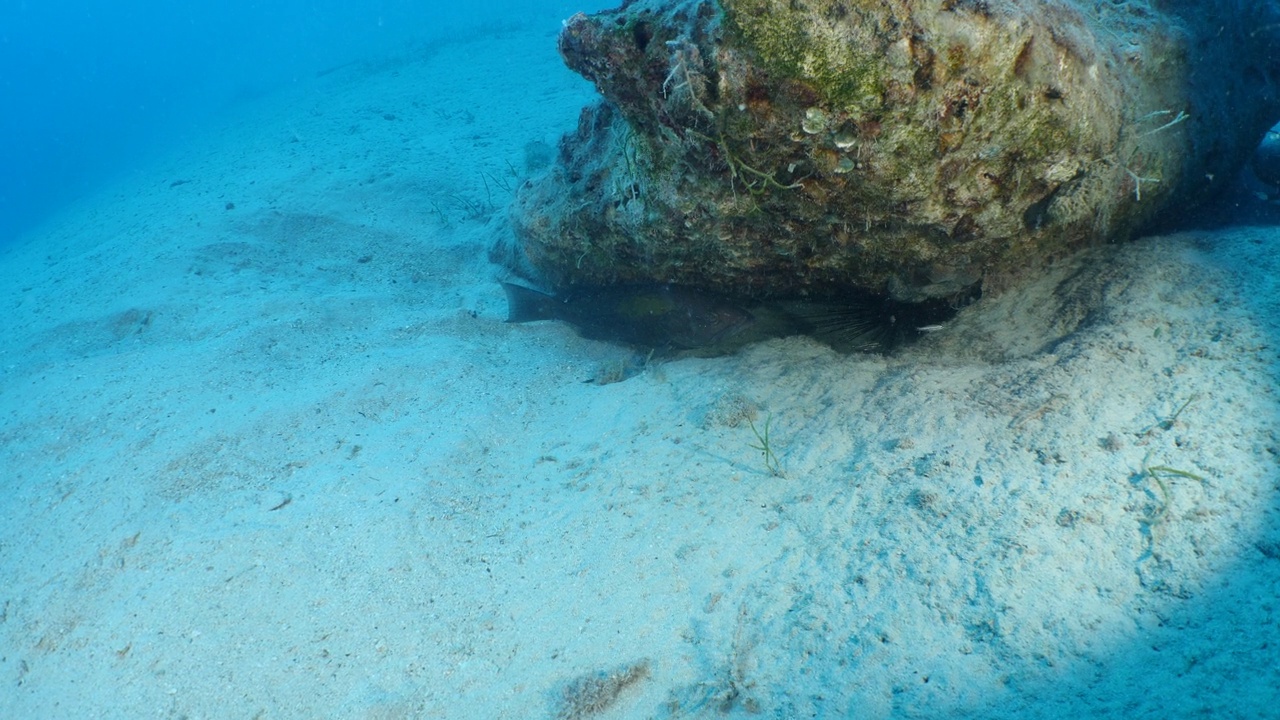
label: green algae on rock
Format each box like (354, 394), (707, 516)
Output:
(501, 0), (1280, 302)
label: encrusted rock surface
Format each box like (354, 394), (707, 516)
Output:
(503, 0), (1280, 301)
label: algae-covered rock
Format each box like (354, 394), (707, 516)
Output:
(503, 0), (1280, 302)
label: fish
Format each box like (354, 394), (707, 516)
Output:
(501, 281), (973, 356)
(501, 282), (755, 352)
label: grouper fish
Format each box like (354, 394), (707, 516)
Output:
(501, 282), (755, 351)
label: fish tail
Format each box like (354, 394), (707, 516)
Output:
(501, 282), (559, 323)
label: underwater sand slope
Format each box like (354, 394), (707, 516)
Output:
(1, 21), (1278, 720)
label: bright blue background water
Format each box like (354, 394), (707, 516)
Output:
(0, 0), (598, 246)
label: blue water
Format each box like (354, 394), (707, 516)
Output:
(0, 0), (593, 245)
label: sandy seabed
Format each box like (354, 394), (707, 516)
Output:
(2, 20), (1279, 720)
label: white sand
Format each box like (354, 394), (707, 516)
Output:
(3, 19), (1279, 720)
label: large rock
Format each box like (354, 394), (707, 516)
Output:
(502, 0), (1280, 302)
